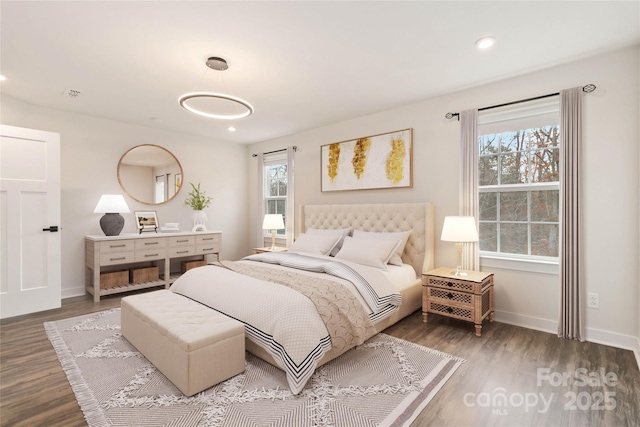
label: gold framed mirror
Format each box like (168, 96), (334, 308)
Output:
(117, 144), (183, 205)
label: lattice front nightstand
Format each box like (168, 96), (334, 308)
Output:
(422, 267), (494, 337)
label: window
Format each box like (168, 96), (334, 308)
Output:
(478, 98), (559, 260)
(263, 154), (287, 236)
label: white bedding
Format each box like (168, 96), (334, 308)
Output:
(170, 252), (408, 394)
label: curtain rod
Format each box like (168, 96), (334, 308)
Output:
(444, 84), (596, 120)
(251, 146), (297, 157)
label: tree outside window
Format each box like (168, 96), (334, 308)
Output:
(479, 125), (560, 258)
(265, 162), (287, 236)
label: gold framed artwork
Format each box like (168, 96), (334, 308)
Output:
(321, 128), (413, 192)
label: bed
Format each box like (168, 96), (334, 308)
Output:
(170, 202), (434, 393)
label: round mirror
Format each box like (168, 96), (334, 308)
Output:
(117, 144), (183, 205)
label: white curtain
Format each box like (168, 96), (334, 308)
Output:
(558, 87), (585, 341)
(286, 146), (295, 247)
(459, 109), (480, 270)
(255, 153), (265, 247)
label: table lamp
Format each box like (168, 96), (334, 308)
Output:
(262, 214), (285, 250)
(94, 194), (130, 236)
(441, 216), (479, 276)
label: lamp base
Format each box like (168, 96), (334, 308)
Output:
(100, 213), (125, 236)
(451, 266), (469, 277)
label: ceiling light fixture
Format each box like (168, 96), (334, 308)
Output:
(179, 57), (253, 120)
(475, 36), (496, 50)
(227, 126), (236, 132)
(0, 75), (7, 81)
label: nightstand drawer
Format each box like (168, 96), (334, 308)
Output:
(426, 287), (473, 307)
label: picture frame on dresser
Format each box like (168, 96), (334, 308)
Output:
(134, 211), (158, 233)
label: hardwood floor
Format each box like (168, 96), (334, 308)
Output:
(2, 292), (639, 426)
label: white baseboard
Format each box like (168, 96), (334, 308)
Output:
(62, 287), (86, 299)
(494, 310), (640, 371)
(493, 309), (558, 334)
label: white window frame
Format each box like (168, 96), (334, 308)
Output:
(477, 98), (560, 273)
(262, 152), (287, 239)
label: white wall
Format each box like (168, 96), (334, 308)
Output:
(1, 96), (250, 298)
(248, 46), (640, 348)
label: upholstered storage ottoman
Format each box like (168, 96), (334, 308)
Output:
(121, 290), (245, 396)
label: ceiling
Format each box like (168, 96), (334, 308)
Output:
(1, 1), (638, 144)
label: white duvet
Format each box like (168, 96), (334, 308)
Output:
(170, 252), (401, 394)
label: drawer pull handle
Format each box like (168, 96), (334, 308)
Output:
(447, 293), (454, 299)
(110, 244), (126, 248)
(202, 248), (214, 251)
(202, 238), (214, 241)
(110, 257), (126, 261)
(447, 307), (454, 313)
(177, 239), (189, 243)
(145, 242), (159, 245)
(145, 253), (159, 257)
(177, 250), (189, 254)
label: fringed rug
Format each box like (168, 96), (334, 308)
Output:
(45, 308), (463, 427)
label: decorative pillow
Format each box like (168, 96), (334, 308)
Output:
(352, 230), (411, 265)
(334, 236), (400, 270)
(288, 233), (342, 256)
(306, 227), (352, 256)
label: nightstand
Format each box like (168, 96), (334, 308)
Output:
(422, 267), (494, 337)
(252, 247), (288, 254)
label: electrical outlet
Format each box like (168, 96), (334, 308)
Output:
(587, 293), (599, 309)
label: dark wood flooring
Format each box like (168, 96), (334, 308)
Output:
(2, 292), (639, 427)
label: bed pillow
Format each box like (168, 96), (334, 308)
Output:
(288, 233), (342, 256)
(334, 236), (400, 270)
(306, 227), (352, 256)
(352, 230), (411, 265)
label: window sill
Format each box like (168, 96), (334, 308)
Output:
(480, 255), (558, 275)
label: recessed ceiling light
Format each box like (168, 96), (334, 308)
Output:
(475, 36), (496, 50)
(0, 75), (7, 81)
(227, 126), (236, 132)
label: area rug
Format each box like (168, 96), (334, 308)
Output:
(45, 308), (464, 427)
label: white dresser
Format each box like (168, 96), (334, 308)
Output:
(85, 231), (221, 302)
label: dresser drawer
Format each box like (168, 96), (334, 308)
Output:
(195, 234), (220, 245)
(195, 234), (220, 254)
(169, 236), (195, 247)
(170, 246), (196, 257)
(134, 248), (167, 262)
(196, 242), (220, 255)
(100, 251), (135, 266)
(135, 238), (167, 251)
(100, 240), (134, 254)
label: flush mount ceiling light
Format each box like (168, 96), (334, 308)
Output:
(179, 57), (254, 120)
(475, 36), (496, 49)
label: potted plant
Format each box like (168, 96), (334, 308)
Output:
(184, 182), (213, 227)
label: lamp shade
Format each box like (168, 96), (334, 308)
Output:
(262, 214), (285, 230)
(441, 216), (479, 242)
(94, 195), (130, 214)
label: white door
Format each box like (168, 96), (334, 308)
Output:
(0, 124), (61, 319)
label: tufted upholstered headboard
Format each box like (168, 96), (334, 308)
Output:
(296, 203), (434, 277)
